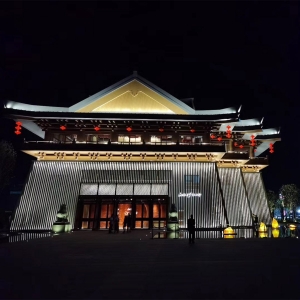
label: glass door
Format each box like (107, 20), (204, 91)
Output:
(135, 199), (151, 229)
(153, 198), (167, 229)
(117, 199), (132, 231)
(99, 199), (115, 229)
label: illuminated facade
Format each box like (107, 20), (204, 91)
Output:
(3, 72), (281, 236)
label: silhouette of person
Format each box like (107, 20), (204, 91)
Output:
(187, 214), (195, 244)
(109, 214), (114, 233)
(127, 213), (132, 232)
(123, 213), (128, 233)
(114, 214), (119, 233)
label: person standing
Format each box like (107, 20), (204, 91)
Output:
(127, 213), (132, 232)
(123, 213), (128, 233)
(187, 214), (195, 244)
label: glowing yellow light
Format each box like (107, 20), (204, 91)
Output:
(272, 218), (279, 229)
(272, 229), (280, 238)
(224, 227), (235, 238)
(259, 222), (268, 238)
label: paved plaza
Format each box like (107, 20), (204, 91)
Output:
(0, 230), (299, 299)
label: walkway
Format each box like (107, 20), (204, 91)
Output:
(0, 230), (299, 299)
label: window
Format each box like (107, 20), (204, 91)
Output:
(53, 133), (77, 143)
(86, 134), (110, 144)
(118, 135), (142, 144)
(150, 135), (172, 145)
(180, 135), (202, 145)
(185, 175), (200, 188)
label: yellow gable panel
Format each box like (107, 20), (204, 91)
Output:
(76, 80), (188, 114)
(92, 91), (174, 113)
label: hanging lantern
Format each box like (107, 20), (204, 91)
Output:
(250, 134), (256, 147)
(190, 128), (196, 133)
(126, 126), (132, 132)
(159, 128), (164, 132)
(217, 137), (222, 141)
(14, 121), (22, 135)
(226, 134), (231, 139)
(269, 143), (274, 154)
(60, 125), (66, 131)
(210, 134), (216, 139)
(226, 125), (232, 138)
(94, 126), (100, 131)
(239, 144), (244, 149)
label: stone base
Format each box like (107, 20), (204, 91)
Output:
(167, 222), (179, 231)
(52, 222), (71, 233)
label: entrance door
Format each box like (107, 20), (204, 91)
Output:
(99, 199), (114, 229)
(135, 199), (151, 229)
(152, 198), (167, 229)
(117, 199), (132, 230)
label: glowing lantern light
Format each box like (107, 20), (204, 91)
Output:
(226, 125), (232, 138)
(94, 126), (100, 131)
(272, 229), (280, 238)
(224, 227), (235, 238)
(272, 218), (279, 229)
(258, 222), (268, 238)
(60, 125), (66, 131)
(14, 121), (22, 135)
(226, 134), (231, 139)
(239, 144), (244, 149)
(190, 129), (195, 133)
(269, 143), (274, 154)
(210, 134), (216, 139)
(217, 137), (222, 141)
(159, 128), (164, 132)
(126, 127), (132, 132)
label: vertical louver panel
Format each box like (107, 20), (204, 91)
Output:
(243, 172), (272, 225)
(11, 161), (267, 231)
(217, 168), (252, 226)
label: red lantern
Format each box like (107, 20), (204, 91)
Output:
(190, 129), (195, 133)
(270, 149), (274, 154)
(14, 121), (22, 135)
(159, 128), (164, 132)
(217, 137), (222, 141)
(94, 126), (100, 131)
(210, 134), (216, 139)
(239, 144), (244, 149)
(126, 127), (132, 132)
(226, 134), (231, 139)
(60, 125), (66, 131)
(269, 143), (274, 153)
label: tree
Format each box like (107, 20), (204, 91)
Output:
(279, 184), (300, 212)
(266, 190), (279, 215)
(0, 140), (17, 192)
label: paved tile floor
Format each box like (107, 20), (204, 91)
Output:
(0, 230), (299, 299)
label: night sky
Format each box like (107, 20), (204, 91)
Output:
(1, 1), (300, 197)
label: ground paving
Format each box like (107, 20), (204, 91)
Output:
(0, 230), (299, 299)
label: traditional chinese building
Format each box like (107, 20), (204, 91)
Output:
(3, 72), (280, 237)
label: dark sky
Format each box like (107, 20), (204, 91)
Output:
(1, 1), (300, 193)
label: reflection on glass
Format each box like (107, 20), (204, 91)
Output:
(136, 204), (142, 217)
(118, 204), (132, 229)
(83, 205), (90, 218)
(100, 221), (107, 229)
(90, 204), (95, 218)
(160, 205), (166, 218)
(82, 221), (88, 229)
(153, 204), (159, 218)
(143, 221), (149, 228)
(135, 221), (142, 228)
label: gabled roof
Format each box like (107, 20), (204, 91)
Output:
(4, 71), (240, 117)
